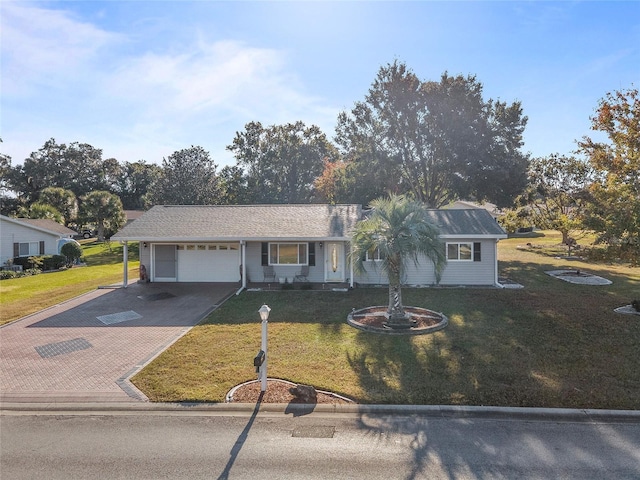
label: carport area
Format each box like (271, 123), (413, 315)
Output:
(0, 282), (237, 403)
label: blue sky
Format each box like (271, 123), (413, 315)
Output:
(1, 1), (638, 169)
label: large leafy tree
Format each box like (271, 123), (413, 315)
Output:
(351, 195), (446, 329)
(38, 187), (78, 226)
(100, 158), (125, 194)
(10, 139), (105, 201)
(578, 86), (639, 259)
(218, 165), (250, 205)
(17, 202), (65, 224)
(112, 160), (162, 210)
(227, 121), (338, 204)
(145, 146), (221, 206)
(314, 158), (395, 205)
(336, 61), (529, 208)
(79, 191), (126, 241)
(0, 138), (11, 196)
(0, 139), (19, 216)
(513, 154), (593, 244)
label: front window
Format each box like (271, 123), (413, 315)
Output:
(18, 242), (39, 257)
(269, 243), (308, 265)
(447, 242), (473, 261)
(365, 247), (384, 261)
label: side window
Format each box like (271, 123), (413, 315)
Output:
(446, 243), (473, 261)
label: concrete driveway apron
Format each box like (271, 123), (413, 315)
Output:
(0, 282), (237, 403)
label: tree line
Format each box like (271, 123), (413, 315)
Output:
(0, 61), (637, 260)
(501, 87), (639, 262)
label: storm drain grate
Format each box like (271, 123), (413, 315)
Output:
(137, 292), (176, 301)
(35, 338), (92, 358)
(97, 310), (143, 325)
(292, 426), (335, 438)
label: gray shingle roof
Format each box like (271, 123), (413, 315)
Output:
(423, 209), (506, 237)
(3, 216), (77, 236)
(111, 204), (505, 242)
(111, 204), (363, 241)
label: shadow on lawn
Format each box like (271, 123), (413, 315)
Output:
(345, 265), (640, 409)
(201, 261), (639, 409)
(346, 303), (640, 477)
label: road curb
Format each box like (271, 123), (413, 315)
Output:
(2, 402), (639, 422)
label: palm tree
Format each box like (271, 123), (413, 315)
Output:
(351, 195), (446, 328)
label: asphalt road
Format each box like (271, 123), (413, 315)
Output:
(2, 410), (639, 479)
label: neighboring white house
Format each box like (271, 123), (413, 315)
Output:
(111, 204), (507, 288)
(0, 215), (77, 265)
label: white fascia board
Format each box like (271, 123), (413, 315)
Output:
(438, 234), (507, 240)
(112, 236), (352, 243)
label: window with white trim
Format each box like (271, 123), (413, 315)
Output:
(18, 242), (40, 257)
(365, 247), (384, 261)
(447, 242), (482, 261)
(447, 242), (473, 261)
(269, 243), (308, 265)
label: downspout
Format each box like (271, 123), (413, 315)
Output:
(236, 240), (246, 295)
(349, 242), (354, 289)
(123, 241), (129, 288)
(494, 239), (503, 288)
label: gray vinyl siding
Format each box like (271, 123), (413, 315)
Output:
(245, 241), (327, 283)
(438, 239), (497, 285)
(0, 219), (60, 265)
(354, 238), (498, 286)
(354, 261), (389, 285)
(138, 242), (151, 272)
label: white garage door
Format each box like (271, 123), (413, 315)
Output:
(177, 243), (240, 282)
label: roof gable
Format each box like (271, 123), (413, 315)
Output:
(1, 215), (76, 237)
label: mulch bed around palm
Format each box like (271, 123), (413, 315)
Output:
(351, 306), (442, 328)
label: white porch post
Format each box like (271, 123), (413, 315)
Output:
(123, 241), (128, 288)
(241, 241), (247, 289)
(494, 240), (499, 286)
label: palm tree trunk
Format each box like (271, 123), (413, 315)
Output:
(385, 265), (411, 328)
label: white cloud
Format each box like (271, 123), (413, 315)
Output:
(104, 39), (335, 122)
(1, 2), (121, 95)
(99, 39), (340, 164)
(0, 3), (341, 166)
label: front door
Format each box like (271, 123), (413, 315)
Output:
(324, 242), (345, 282)
(153, 244), (177, 282)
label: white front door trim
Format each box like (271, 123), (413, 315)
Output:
(324, 242), (345, 282)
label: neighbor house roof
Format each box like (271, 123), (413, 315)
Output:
(1, 216), (76, 237)
(111, 204), (363, 242)
(423, 209), (506, 238)
(445, 200), (503, 218)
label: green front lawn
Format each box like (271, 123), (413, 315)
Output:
(0, 241), (138, 325)
(133, 232), (640, 409)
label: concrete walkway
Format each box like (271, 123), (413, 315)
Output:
(0, 282), (237, 403)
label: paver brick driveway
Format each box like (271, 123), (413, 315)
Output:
(0, 282), (237, 403)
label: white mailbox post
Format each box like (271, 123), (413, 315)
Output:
(258, 304), (271, 392)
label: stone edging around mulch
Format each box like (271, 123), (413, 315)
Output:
(545, 270), (613, 285)
(225, 378), (355, 404)
(347, 306), (448, 336)
(614, 305), (640, 316)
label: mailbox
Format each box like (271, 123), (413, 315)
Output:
(253, 350), (265, 373)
